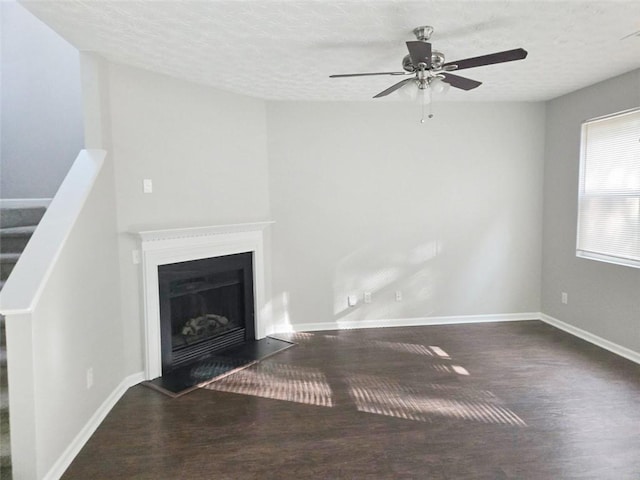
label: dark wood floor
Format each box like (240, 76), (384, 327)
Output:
(62, 321), (640, 479)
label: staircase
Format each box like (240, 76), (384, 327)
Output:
(0, 205), (47, 480)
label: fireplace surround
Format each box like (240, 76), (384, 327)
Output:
(136, 222), (273, 380)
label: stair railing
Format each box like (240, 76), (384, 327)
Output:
(0, 149), (107, 479)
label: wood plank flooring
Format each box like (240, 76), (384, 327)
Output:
(62, 321), (640, 479)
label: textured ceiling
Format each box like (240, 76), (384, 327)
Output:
(20, 0), (640, 102)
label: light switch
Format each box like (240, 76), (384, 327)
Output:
(143, 179), (153, 193)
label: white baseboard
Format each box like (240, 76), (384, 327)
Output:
(43, 371), (145, 480)
(275, 312), (640, 366)
(274, 312), (540, 334)
(0, 198), (52, 208)
(540, 313), (640, 365)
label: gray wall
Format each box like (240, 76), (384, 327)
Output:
(105, 63), (271, 375)
(541, 69), (640, 352)
(0, 0), (83, 198)
(267, 101), (546, 328)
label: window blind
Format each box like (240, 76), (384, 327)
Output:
(576, 108), (640, 268)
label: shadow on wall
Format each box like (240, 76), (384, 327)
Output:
(268, 212), (519, 331)
(330, 213), (515, 324)
(332, 237), (443, 323)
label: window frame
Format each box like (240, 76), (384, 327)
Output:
(576, 107), (640, 269)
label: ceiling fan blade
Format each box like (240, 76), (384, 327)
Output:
(406, 41), (432, 68)
(443, 48), (527, 71)
(373, 78), (414, 98)
(330, 72), (408, 78)
(441, 73), (482, 91)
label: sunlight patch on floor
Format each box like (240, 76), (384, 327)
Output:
(205, 362), (334, 407)
(320, 334), (451, 359)
(346, 374), (527, 426)
(204, 332), (525, 427)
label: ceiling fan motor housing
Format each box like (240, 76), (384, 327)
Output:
(402, 51), (445, 73)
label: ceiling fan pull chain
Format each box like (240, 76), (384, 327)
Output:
(420, 88), (434, 123)
(429, 87), (433, 118)
(428, 88), (434, 119)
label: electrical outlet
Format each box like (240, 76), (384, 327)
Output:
(561, 292), (568, 305)
(348, 295), (357, 307)
(86, 367), (94, 389)
(364, 292), (372, 304)
(395, 291), (403, 302)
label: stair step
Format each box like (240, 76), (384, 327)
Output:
(0, 226), (36, 237)
(1, 315), (9, 476)
(0, 254), (20, 263)
(0, 206), (46, 229)
(0, 226), (36, 253)
(0, 340), (8, 475)
(0, 254), (20, 282)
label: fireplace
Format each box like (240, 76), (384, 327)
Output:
(137, 222), (273, 380)
(158, 252), (255, 373)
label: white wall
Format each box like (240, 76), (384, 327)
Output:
(1, 151), (124, 479)
(0, 1), (84, 198)
(33, 154), (122, 477)
(541, 69), (640, 353)
(106, 63), (271, 375)
(267, 101), (546, 329)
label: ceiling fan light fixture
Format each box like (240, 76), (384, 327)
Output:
(417, 85), (432, 105)
(430, 77), (450, 95)
(397, 77), (447, 104)
(397, 79), (419, 101)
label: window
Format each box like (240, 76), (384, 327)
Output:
(576, 108), (640, 268)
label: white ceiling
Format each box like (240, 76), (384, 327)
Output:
(20, 0), (640, 102)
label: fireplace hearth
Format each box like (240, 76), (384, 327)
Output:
(158, 252), (255, 373)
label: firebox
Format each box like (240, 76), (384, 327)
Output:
(158, 252), (255, 373)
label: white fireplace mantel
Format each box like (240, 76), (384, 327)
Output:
(135, 221), (274, 380)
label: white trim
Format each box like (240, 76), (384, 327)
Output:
(135, 221), (274, 242)
(273, 312), (540, 333)
(0, 150), (106, 315)
(43, 372), (145, 480)
(540, 313), (640, 365)
(275, 312), (640, 366)
(0, 198), (53, 208)
(137, 223), (272, 380)
(576, 250), (640, 269)
(583, 106), (640, 125)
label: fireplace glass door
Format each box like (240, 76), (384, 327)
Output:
(158, 252), (254, 373)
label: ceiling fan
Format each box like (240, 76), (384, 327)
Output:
(330, 26), (528, 98)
